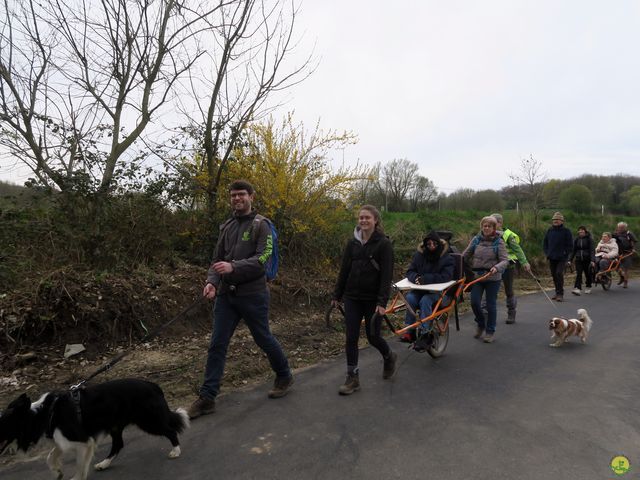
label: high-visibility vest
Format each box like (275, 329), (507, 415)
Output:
(502, 228), (520, 262)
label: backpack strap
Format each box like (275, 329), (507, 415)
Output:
(368, 235), (391, 271)
(492, 237), (500, 256)
(350, 235), (386, 271)
(250, 213), (270, 244)
(469, 234), (481, 253)
(470, 234), (500, 256)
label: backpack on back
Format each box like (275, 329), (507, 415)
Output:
(253, 214), (279, 281)
(469, 234), (501, 256)
(219, 214), (280, 281)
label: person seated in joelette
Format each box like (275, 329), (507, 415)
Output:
(595, 231), (619, 272)
(401, 231), (455, 342)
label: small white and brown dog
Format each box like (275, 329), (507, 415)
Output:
(549, 308), (593, 347)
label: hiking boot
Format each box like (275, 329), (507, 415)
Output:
(506, 312), (516, 324)
(268, 375), (294, 399)
(483, 333), (495, 343)
(338, 373), (360, 395)
(571, 288), (581, 295)
(382, 351), (398, 379)
(474, 326), (484, 339)
(187, 396), (216, 419)
(555, 295), (564, 302)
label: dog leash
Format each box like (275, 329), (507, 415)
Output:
(70, 296), (206, 390)
(526, 270), (558, 310)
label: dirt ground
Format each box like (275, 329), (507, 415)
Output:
(0, 266), (349, 409)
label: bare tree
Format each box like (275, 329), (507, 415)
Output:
(509, 154), (547, 228)
(176, 0), (314, 212)
(347, 163), (380, 208)
(408, 175), (437, 211)
(377, 158), (418, 211)
(0, 0), (227, 192)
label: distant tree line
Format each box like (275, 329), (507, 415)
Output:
(343, 155), (640, 216)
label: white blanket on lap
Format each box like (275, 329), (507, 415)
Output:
(393, 278), (456, 292)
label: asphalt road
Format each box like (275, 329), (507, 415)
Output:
(2, 281), (639, 479)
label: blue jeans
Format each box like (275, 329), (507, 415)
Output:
(470, 280), (501, 334)
(404, 291), (441, 333)
(199, 292), (291, 400)
(481, 267), (516, 315)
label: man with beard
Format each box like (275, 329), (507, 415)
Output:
(187, 180), (293, 419)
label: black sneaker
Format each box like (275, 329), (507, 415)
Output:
(268, 375), (294, 399)
(187, 396), (216, 419)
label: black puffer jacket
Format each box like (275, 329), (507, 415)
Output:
(333, 230), (394, 306)
(570, 235), (595, 262)
(406, 233), (455, 285)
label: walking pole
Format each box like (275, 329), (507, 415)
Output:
(526, 270), (558, 310)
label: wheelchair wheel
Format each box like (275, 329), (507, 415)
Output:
(324, 303), (346, 331)
(601, 273), (612, 291)
(427, 312), (449, 358)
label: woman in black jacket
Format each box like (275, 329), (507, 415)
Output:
(569, 226), (595, 295)
(332, 205), (396, 395)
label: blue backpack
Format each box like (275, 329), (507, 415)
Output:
(253, 214), (279, 281)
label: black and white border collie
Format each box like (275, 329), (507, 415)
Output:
(0, 378), (189, 480)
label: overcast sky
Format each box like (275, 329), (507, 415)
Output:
(2, 0), (639, 193)
(274, 0), (640, 193)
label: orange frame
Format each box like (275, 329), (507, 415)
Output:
(384, 272), (492, 336)
(595, 250), (635, 278)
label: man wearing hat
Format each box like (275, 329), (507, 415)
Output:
(543, 212), (573, 301)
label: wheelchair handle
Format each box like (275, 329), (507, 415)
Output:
(463, 271), (493, 292)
